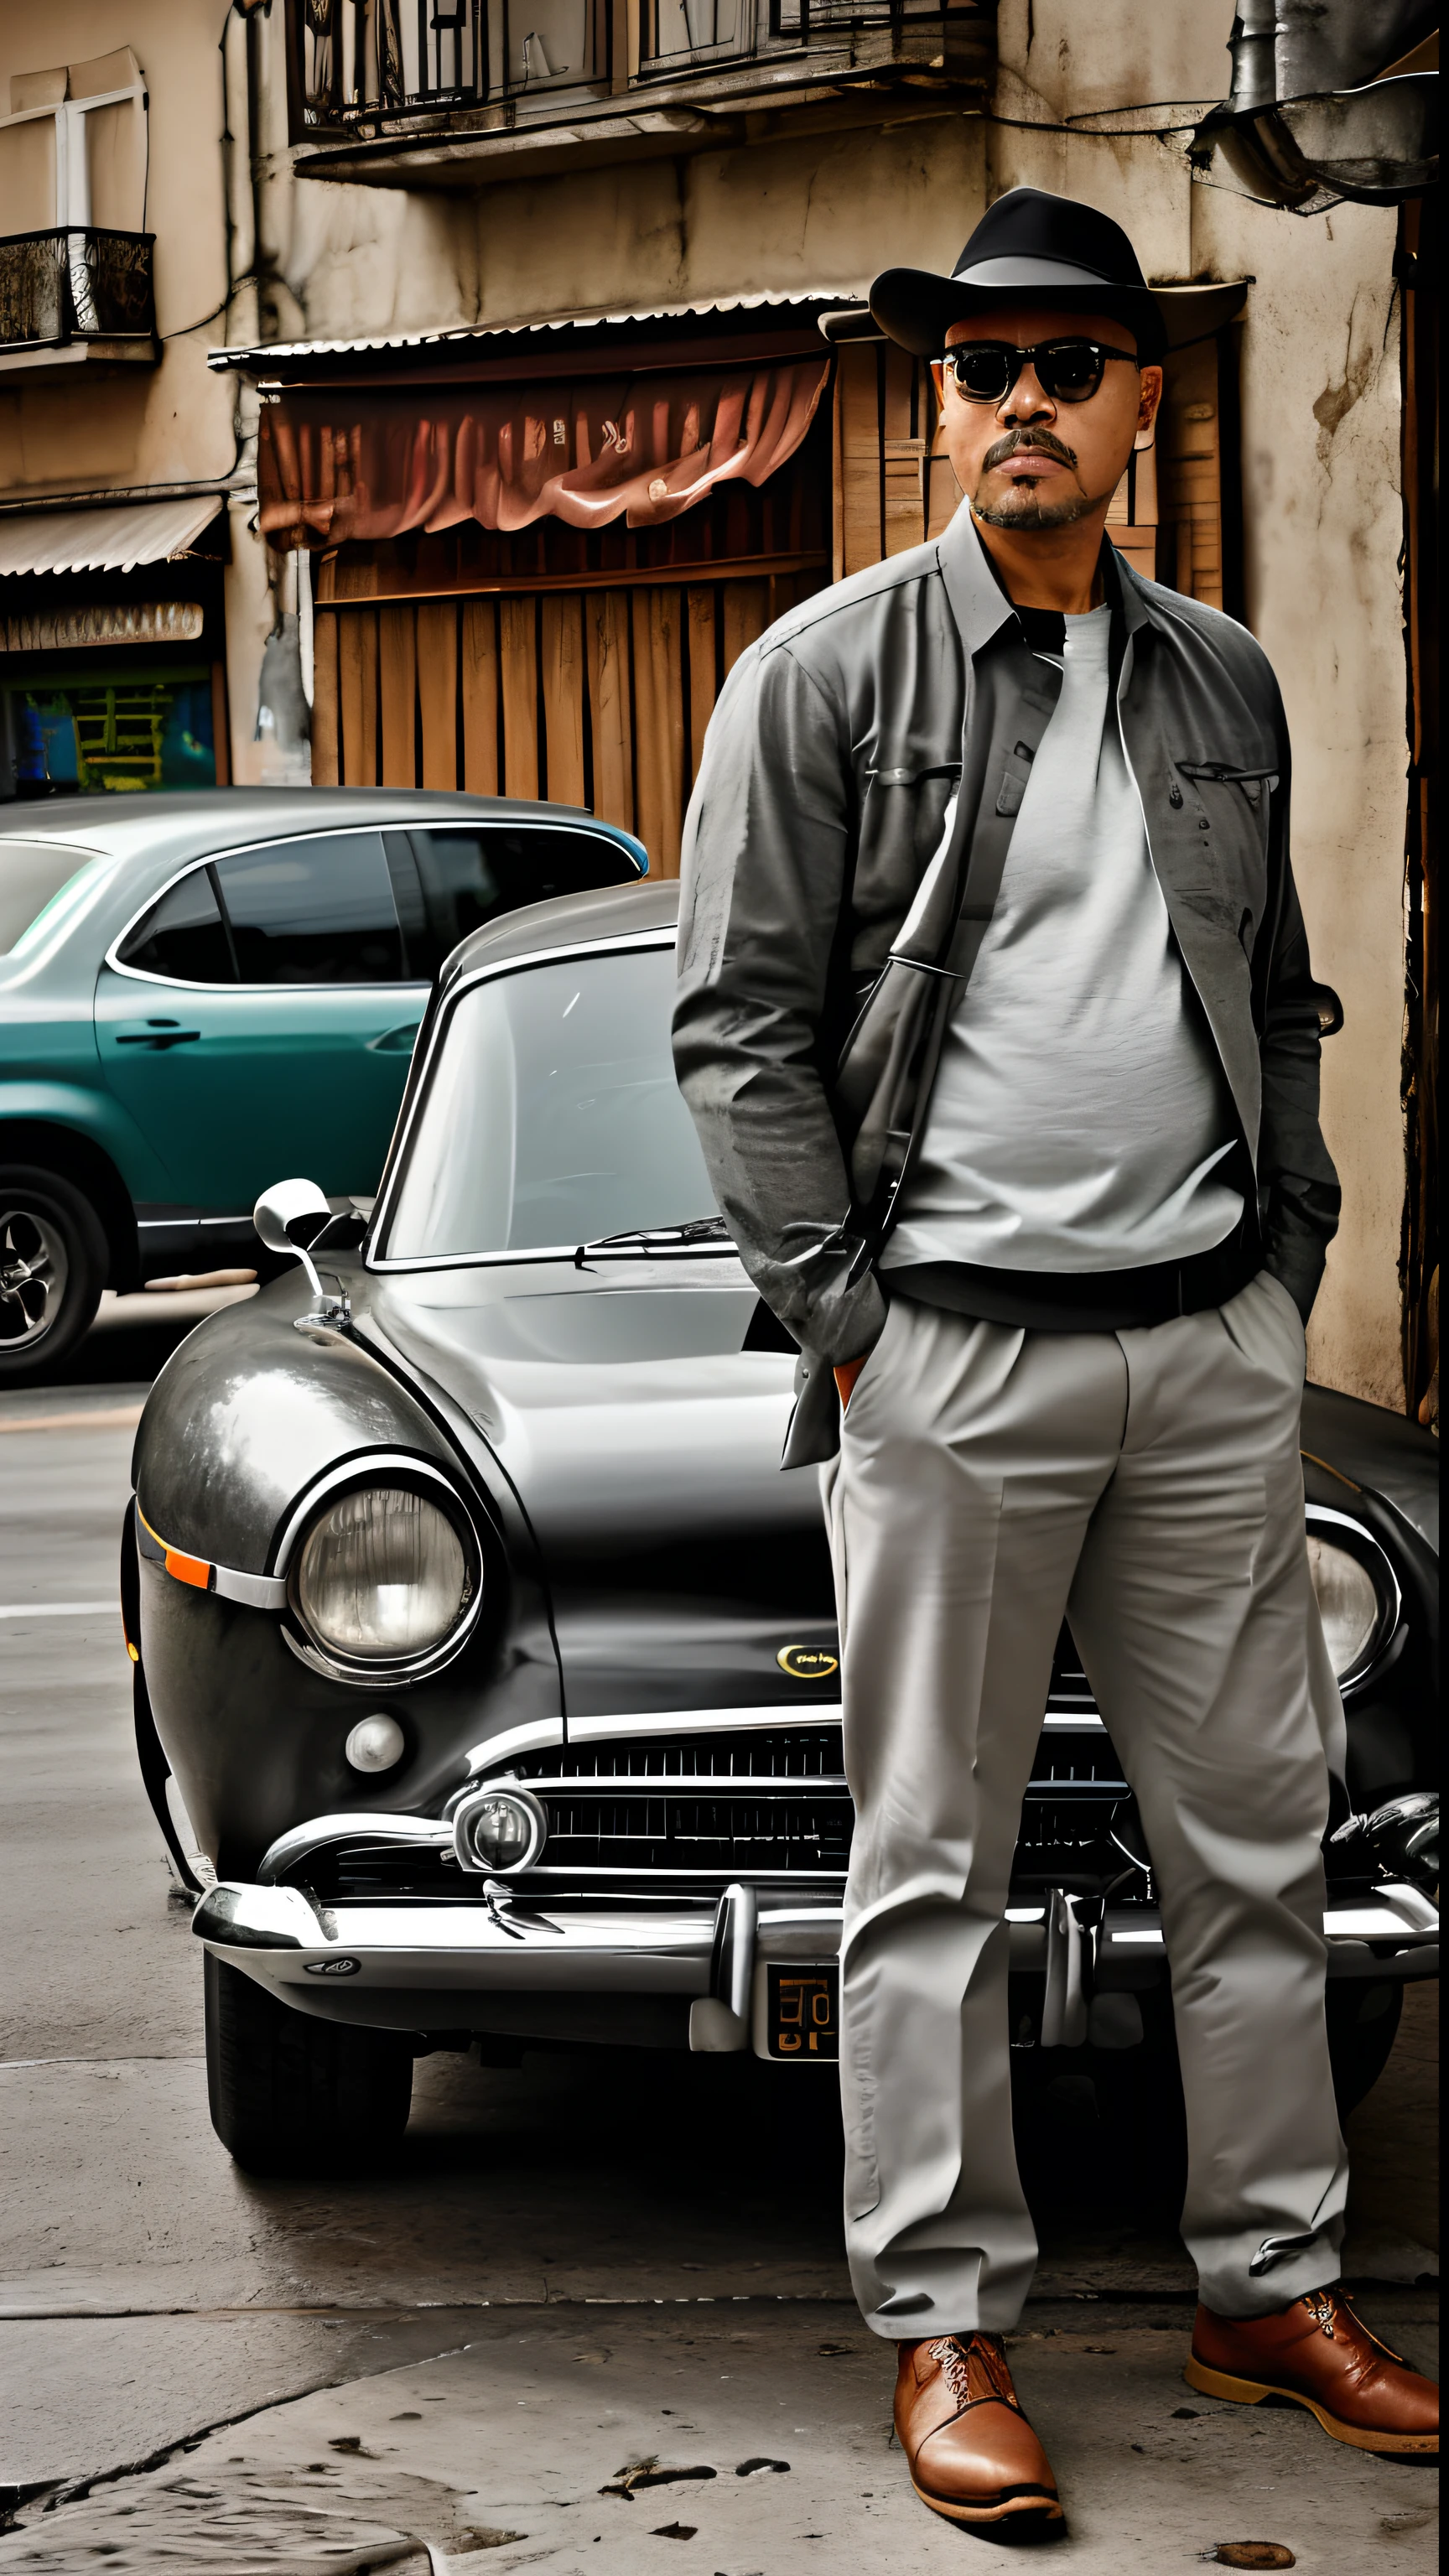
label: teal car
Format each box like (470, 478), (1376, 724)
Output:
(0, 789), (647, 1382)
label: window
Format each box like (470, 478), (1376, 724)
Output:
(290, 0), (484, 131)
(213, 832), (409, 984)
(643, 0), (744, 67)
(0, 838), (97, 954)
(382, 944), (716, 1258)
(392, 823), (641, 974)
(117, 865), (234, 984)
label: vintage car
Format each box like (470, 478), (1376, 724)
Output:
(0, 788), (644, 1381)
(122, 879), (1441, 2174)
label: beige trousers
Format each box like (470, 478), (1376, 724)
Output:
(823, 1270), (1348, 2334)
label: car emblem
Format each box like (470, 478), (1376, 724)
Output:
(776, 1644), (839, 1680)
(304, 1955), (361, 1976)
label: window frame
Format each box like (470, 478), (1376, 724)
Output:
(387, 814), (646, 974)
(367, 922), (700, 1272)
(107, 827), (432, 994)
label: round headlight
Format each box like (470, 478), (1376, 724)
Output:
(294, 1483), (472, 1666)
(453, 1783), (548, 1874)
(1306, 1536), (1380, 1679)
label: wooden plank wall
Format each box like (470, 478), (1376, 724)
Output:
(311, 567), (824, 874)
(1156, 337), (1224, 608)
(834, 340), (933, 577)
(1105, 439), (1160, 584)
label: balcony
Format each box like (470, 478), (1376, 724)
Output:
(0, 228), (157, 378)
(288, 0), (993, 188)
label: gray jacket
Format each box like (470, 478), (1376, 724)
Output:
(673, 508), (1340, 1464)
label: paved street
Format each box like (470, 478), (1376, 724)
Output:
(0, 1296), (1438, 2570)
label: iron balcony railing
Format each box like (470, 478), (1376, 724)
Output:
(293, 0), (980, 122)
(0, 229), (156, 352)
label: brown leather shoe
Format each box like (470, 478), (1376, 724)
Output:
(1187, 2288), (1439, 2456)
(894, 2332), (1064, 2528)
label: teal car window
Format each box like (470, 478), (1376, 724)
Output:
(0, 839), (99, 954)
(396, 825), (641, 977)
(214, 832), (409, 984)
(382, 944), (716, 1258)
(117, 865), (236, 984)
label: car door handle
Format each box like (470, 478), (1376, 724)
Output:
(114, 1026), (202, 1050)
(368, 1022), (421, 1055)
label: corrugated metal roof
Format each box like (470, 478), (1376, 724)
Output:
(207, 288), (858, 371)
(0, 496), (223, 578)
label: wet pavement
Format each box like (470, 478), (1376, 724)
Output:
(0, 1291), (1438, 2567)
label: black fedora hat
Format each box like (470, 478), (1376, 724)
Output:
(870, 187), (1234, 364)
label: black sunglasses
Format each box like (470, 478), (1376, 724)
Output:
(941, 338), (1140, 405)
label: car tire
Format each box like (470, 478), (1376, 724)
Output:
(1326, 1978), (1404, 2118)
(204, 1950), (413, 2175)
(0, 1165), (108, 1384)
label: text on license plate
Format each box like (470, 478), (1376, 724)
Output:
(765, 1962), (839, 2060)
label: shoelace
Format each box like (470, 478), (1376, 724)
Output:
(930, 2334), (1017, 2410)
(1301, 2288), (1405, 2368)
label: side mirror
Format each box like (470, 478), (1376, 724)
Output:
(253, 1176), (332, 1259)
(253, 1179), (350, 1332)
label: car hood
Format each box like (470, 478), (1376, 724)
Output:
(364, 1261), (837, 1725)
(367, 1256), (816, 1551)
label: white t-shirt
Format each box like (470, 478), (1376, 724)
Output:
(884, 605), (1241, 1277)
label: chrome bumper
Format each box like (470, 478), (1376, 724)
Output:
(194, 1877), (1438, 2051)
(193, 1881), (838, 1997)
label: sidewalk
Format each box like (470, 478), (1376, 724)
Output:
(1, 2293), (1436, 2573)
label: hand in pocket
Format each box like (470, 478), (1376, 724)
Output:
(835, 1354), (870, 1410)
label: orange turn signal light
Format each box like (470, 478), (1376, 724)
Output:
(164, 1545), (211, 1591)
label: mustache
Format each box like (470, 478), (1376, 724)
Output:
(982, 428), (1078, 473)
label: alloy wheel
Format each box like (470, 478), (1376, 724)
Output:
(0, 1204), (69, 1348)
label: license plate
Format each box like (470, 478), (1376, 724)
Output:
(764, 1962), (839, 2060)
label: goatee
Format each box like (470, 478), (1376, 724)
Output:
(972, 486), (1102, 530)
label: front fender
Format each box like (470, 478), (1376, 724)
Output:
(131, 1272), (564, 1875)
(133, 1272), (462, 1572)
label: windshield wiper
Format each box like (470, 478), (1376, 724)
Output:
(574, 1217), (735, 1268)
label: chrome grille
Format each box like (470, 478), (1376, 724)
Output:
(306, 1633), (1135, 1898)
(472, 1629), (1129, 1885)
(513, 1727), (846, 1784)
(538, 1789), (853, 1873)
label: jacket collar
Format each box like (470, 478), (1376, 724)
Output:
(936, 504), (1015, 654)
(936, 501), (1161, 653)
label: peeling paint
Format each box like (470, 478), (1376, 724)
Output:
(1312, 292), (1387, 465)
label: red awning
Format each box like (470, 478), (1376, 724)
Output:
(259, 356), (830, 549)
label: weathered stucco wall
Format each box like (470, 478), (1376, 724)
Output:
(0, 0), (277, 785)
(0, 0), (236, 497)
(1197, 191), (1406, 1409)
(275, 113), (987, 337)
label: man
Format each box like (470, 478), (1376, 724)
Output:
(673, 186), (1438, 2533)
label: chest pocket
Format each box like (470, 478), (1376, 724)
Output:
(1171, 754), (1276, 932)
(1176, 759), (1278, 800)
(995, 740), (1036, 818)
(855, 761), (961, 974)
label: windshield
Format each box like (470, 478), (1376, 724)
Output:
(382, 943), (719, 1259)
(0, 840), (98, 954)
